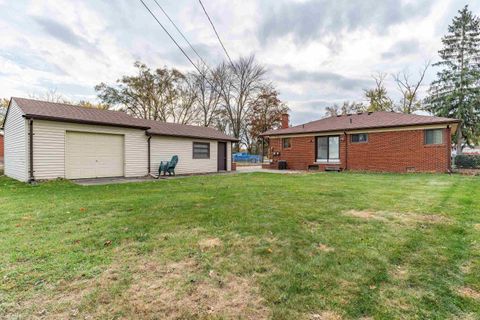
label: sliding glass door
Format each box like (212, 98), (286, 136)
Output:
(316, 136), (340, 163)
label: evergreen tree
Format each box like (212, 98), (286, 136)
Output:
(426, 5), (480, 152)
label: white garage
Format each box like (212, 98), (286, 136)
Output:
(2, 98), (237, 182)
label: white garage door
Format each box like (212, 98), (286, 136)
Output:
(66, 131), (124, 179)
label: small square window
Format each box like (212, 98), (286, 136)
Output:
(351, 133), (368, 143)
(425, 129), (443, 145)
(193, 142), (210, 159)
(282, 138), (291, 149)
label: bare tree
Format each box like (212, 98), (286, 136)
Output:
(217, 55), (266, 150)
(29, 89), (70, 104)
(393, 61), (430, 114)
(169, 73), (199, 124)
(192, 65), (222, 127)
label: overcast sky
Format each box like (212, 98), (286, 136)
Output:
(0, 0), (478, 124)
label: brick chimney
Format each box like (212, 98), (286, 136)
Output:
(281, 113), (289, 129)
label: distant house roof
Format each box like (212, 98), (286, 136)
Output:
(7, 97), (237, 141)
(261, 111), (460, 137)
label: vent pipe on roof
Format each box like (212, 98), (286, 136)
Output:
(350, 118), (353, 124)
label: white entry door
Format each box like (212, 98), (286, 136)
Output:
(65, 131), (124, 179)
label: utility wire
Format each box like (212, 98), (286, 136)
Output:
(138, 0), (206, 77)
(152, 0), (210, 70)
(197, 0), (235, 68)
(138, 0), (224, 97)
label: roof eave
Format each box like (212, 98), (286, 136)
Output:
(22, 114), (151, 130)
(148, 131), (238, 142)
(260, 120), (461, 137)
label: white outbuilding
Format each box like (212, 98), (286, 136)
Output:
(2, 97), (236, 182)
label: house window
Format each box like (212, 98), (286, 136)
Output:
(351, 133), (368, 143)
(193, 142), (210, 159)
(425, 129), (443, 145)
(316, 136), (340, 162)
(282, 138), (291, 149)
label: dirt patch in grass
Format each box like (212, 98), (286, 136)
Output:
(198, 237), (222, 251)
(390, 265), (409, 280)
(317, 243), (335, 253)
(309, 310), (343, 319)
(120, 258), (269, 319)
(457, 286), (480, 301)
(345, 210), (384, 220)
(345, 210), (451, 225)
(474, 224), (480, 231)
(8, 255), (268, 319)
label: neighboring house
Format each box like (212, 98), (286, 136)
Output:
(261, 112), (460, 173)
(2, 98), (237, 182)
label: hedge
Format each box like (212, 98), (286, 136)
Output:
(455, 154), (480, 169)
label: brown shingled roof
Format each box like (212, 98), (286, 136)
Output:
(10, 97), (237, 141)
(261, 111), (460, 136)
(139, 119), (238, 141)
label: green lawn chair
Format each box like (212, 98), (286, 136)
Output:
(158, 155), (178, 177)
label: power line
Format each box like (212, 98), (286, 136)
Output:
(138, 0), (206, 77)
(138, 0), (224, 97)
(151, 0), (210, 69)
(197, 0), (235, 68)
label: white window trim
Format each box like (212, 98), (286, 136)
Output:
(315, 159), (340, 164)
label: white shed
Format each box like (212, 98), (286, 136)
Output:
(2, 98), (236, 182)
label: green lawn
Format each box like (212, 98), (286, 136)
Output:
(1, 172), (479, 319)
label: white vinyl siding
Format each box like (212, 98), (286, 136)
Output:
(150, 136), (231, 175)
(32, 120), (147, 180)
(4, 101), (28, 182)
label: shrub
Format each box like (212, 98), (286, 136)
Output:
(455, 154), (480, 169)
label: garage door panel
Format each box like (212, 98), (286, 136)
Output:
(66, 132), (124, 179)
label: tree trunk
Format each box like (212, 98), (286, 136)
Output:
(456, 126), (463, 155)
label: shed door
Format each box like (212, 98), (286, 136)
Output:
(217, 142), (227, 171)
(66, 132), (124, 179)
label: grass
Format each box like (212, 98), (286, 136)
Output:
(1, 172), (479, 319)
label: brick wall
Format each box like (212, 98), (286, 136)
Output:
(263, 128), (452, 173)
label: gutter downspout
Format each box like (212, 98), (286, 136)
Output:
(447, 125), (453, 173)
(147, 135), (152, 175)
(28, 118), (35, 183)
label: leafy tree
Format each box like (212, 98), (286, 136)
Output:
(325, 101), (366, 117)
(246, 85), (289, 153)
(426, 5), (480, 152)
(0, 98), (9, 125)
(364, 73), (394, 112)
(95, 61), (193, 123)
(78, 101), (111, 110)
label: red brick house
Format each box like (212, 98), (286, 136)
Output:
(261, 112), (460, 173)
